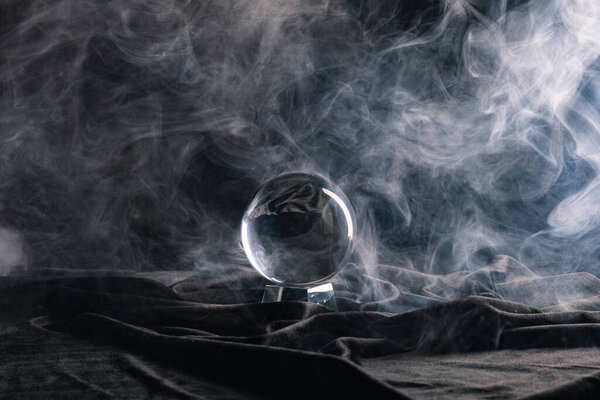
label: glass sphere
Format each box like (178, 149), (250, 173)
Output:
(241, 172), (356, 286)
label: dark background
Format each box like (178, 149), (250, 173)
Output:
(4, 0), (599, 301)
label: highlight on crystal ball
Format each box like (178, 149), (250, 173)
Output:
(241, 172), (356, 286)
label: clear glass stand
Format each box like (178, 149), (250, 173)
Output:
(262, 282), (338, 311)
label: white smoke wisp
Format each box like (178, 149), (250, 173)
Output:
(0, 228), (27, 275)
(1, 0), (600, 310)
(374, 0), (600, 277)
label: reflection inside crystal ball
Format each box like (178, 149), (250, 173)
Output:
(241, 172), (356, 286)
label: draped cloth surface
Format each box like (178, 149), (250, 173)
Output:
(3, 263), (600, 399)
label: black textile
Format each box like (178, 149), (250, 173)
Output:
(3, 265), (600, 399)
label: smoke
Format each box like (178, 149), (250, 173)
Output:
(0, 227), (26, 275)
(1, 0), (600, 310)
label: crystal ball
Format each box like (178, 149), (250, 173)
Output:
(241, 172), (356, 286)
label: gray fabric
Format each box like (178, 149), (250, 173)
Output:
(3, 266), (600, 399)
(363, 349), (600, 400)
